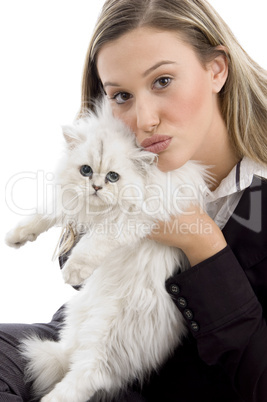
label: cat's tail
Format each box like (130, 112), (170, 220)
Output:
(20, 336), (68, 398)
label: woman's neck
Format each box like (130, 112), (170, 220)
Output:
(204, 109), (240, 190)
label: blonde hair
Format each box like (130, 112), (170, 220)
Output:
(81, 0), (267, 164)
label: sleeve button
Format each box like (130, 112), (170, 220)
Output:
(190, 321), (200, 332)
(184, 309), (193, 320)
(169, 284), (180, 295)
(177, 297), (187, 308)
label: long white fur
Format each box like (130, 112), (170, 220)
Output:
(6, 99), (211, 402)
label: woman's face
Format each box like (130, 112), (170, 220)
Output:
(97, 27), (228, 172)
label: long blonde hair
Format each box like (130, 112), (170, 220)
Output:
(81, 0), (267, 164)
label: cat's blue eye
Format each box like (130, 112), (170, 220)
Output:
(80, 165), (93, 178)
(106, 171), (120, 183)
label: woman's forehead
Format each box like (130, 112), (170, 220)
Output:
(96, 27), (192, 81)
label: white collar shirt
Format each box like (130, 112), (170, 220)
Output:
(205, 157), (267, 229)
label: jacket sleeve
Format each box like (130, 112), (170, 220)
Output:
(166, 245), (267, 402)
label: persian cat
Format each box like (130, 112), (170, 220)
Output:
(6, 99), (210, 402)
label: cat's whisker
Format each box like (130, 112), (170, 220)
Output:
(62, 194), (83, 209)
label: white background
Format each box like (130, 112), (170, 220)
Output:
(0, 1), (266, 324)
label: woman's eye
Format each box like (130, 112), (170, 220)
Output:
(80, 165), (93, 177)
(105, 171), (120, 183)
(113, 92), (132, 104)
(154, 77), (172, 89)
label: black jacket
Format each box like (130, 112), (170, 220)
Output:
(144, 175), (267, 402)
(63, 176), (267, 402)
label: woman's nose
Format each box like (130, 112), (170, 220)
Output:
(135, 99), (160, 134)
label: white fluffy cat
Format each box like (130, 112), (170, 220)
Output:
(6, 99), (211, 402)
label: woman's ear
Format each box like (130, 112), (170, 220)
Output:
(209, 46), (229, 93)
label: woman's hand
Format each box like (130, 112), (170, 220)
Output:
(149, 204), (227, 266)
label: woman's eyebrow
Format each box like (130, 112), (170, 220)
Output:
(103, 81), (120, 89)
(143, 60), (177, 77)
(103, 60), (177, 89)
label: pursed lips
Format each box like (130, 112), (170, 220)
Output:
(140, 135), (172, 153)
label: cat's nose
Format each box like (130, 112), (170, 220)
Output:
(92, 184), (103, 192)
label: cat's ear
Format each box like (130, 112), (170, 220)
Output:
(132, 149), (157, 172)
(62, 125), (85, 150)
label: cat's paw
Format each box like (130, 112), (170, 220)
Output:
(62, 260), (95, 286)
(41, 394), (60, 402)
(5, 226), (38, 248)
(41, 389), (90, 402)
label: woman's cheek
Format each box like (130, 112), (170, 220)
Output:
(111, 105), (135, 131)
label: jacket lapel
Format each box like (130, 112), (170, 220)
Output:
(222, 175), (267, 270)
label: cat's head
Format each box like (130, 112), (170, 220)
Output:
(56, 98), (157, 221)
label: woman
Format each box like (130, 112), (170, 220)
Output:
(1, 0), (267, 401)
